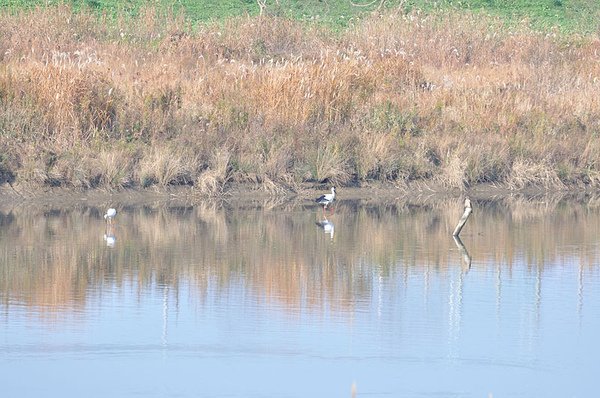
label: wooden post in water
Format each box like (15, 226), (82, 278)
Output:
(452, 197), (472, 237)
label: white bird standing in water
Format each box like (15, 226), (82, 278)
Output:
(315, 187), (336, 214)
(104, 208), (117, 224)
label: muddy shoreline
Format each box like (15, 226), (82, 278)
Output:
(1, 182), (598, 211)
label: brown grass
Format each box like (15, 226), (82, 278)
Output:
(195, 149), (232, 196)
(1, 6), (599, 192)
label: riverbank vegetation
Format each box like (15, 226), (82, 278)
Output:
(2, 0), (599, 34)
(0, 4), (599, 194)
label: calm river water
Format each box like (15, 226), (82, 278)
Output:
(1, 195), (599, 398)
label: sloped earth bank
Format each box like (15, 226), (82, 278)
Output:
(1, 182), (597, 211)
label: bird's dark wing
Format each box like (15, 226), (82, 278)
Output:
(315, 195), (326, 203)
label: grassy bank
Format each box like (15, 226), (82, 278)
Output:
(2, 0), (599, 34)
(0, 5), (599, 194)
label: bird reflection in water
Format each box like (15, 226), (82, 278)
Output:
(104, 225), (116, 247)
(316, 216), (335, 240)
(103, 207), (117, 248)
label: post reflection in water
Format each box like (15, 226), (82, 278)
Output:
(1, 196), (600, 398)
(452, 235), (471, 271)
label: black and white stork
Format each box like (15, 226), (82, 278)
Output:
(315, 187), (336, 214)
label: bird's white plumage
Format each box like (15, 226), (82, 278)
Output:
(104, 208), (117, 222)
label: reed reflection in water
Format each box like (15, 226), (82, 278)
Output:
(1, 196), (600, 398)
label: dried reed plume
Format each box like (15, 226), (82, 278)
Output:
(1, 6), (599, 193)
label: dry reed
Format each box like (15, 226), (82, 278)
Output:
(1, 6), (599, 192)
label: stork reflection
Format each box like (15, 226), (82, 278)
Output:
(103, 222), (116, 248)
(316, 216), (335, 240)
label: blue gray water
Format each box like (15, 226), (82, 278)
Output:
(1, 197), (599, 397)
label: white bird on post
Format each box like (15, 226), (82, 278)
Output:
(452, 198), (472, 237)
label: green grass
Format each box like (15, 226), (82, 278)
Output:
(1, 0), (599, 33)
(426, 0), (600, 34)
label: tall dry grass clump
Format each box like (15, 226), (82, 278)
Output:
(195, 149), (232, 196)
(1, 5), (599, 192)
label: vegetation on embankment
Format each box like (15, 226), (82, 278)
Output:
(2, 0), (599, 34)
(0, 5), (599, 195)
